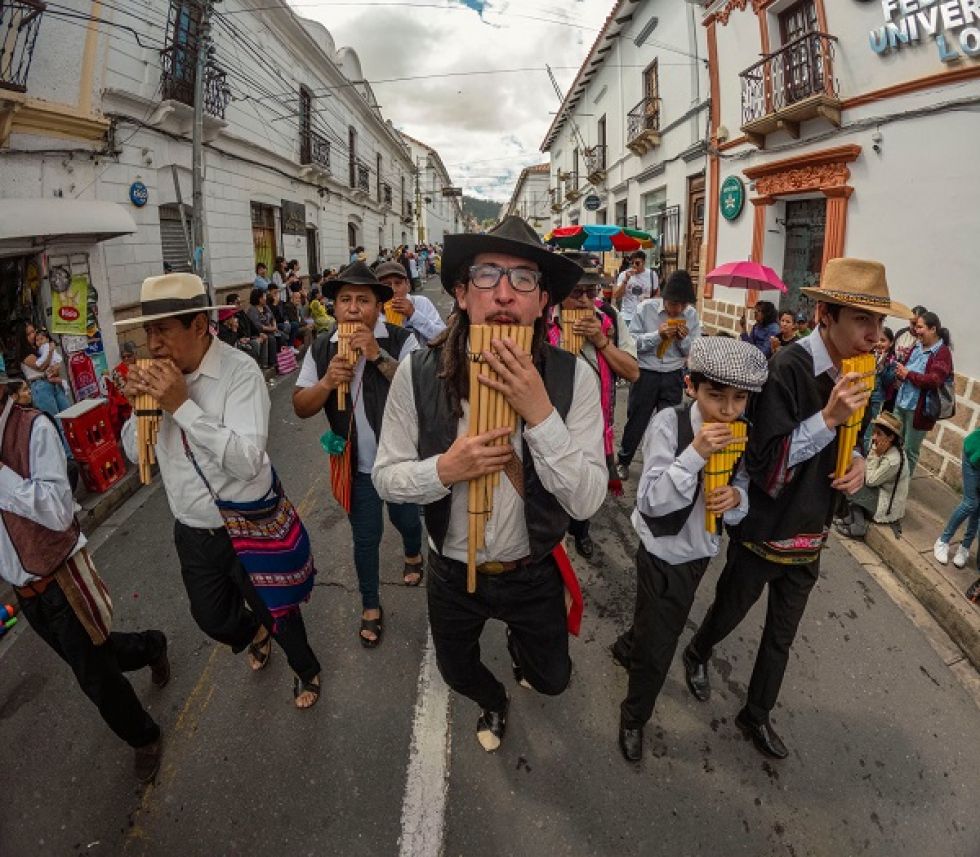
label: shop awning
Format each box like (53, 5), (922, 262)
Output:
(0, 199), (138, 249)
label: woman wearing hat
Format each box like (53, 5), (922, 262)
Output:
(685, 258), (910, 760)
(373, 216), (607, 752)
(835, 410), (909, 539)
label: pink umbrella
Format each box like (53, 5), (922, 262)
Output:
(706, 261), (788, 293)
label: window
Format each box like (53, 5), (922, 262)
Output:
(306, 225), (319, 276)
(572, 148), (579, 190)
(158, 204), (192, 273)
(299, 86), (312, 164)
(162, 1), (201, 106)
(779, 0), (822, 104)
(642, 189), (666, 234)
(597, 115), (606, 170)
(376, 152), (383, 200)
(250, 202), (278, 272)
(348, 125), (357, 189)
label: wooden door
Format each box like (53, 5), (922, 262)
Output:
(685, 174), (705, 280)
(642, 59), (659, 130)
(779, 0), (821, 105)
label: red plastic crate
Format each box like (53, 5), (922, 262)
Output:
(77, 442), (127, 494)
(58, 399), (114, 459)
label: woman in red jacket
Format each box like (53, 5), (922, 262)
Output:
(894, 311), (953, 475)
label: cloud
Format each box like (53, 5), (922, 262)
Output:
(292, 0), (611, 201)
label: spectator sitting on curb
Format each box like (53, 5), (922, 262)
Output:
(835, 411), (909, 540)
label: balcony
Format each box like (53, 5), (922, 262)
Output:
(356, 163), (370, 194)
(740, 32), (841, 148)
(299, 130), (330, 180)
(0, 0), (44, 93)
(626, 97), (661, 156)
(160, 44), (230, 119)
(584, 145), (606, 184)
(383, 184), (393, 208)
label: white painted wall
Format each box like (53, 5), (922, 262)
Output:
(505, 168), (551, 232)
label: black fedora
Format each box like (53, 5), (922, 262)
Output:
(560, 251), (603, 287)
(440, 215), (582, 303)
(323, 260), (393, 302)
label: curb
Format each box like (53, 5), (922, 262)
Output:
(865, 522), (980, 672)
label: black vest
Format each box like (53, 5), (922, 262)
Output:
(411, 342), (577, 562)
(314, 323), (414, 461)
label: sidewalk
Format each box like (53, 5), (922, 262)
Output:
(862, 471), (980, 671)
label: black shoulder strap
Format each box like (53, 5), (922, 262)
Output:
(639, 401), (702, 539)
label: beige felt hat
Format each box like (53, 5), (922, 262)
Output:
(800, 258), (911, 319)
(113, 273), (220, 328)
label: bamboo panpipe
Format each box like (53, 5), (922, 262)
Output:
(704, 421), (748, 535)
(560, 309), (592, 356)
(656, 317), (684, 358)
(134, 359), (161, 485)
(834, 353), (877, 478)
(466, 323), (533, 594)
(384, 304), (405, 326)
(336, 322), (361, 410)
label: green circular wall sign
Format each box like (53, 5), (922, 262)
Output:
(720, 176), (745, 222)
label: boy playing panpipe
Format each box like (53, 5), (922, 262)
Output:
(372, 216), (606, 753)
(616, 337), (768, 762)
(685, 259), (910, 760)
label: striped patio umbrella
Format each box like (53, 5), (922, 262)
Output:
(546, 224), (655, 253)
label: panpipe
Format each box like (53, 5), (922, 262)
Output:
(560, 309), (592, 356)
(383, 304), (404, 326)
(134, 359), (161, 485)
(656, 317), (684, 358)
(466, 323), (533, 594)
(704, 421), (748, 535)
(834, 352), (877, 478)
(336, 322), (361, 410)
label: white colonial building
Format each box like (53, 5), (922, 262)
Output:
(700, 0), (980, 488)
(399, 133), (463, 245)
(540, 0), (710, 280)
(0, 0), (423, 368)
(503, 163), (551, 235)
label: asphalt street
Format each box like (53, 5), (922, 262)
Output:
(1, 280), (978, 857)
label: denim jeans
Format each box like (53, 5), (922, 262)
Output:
(896, 406), (927, 476)
(940, 456), (980, 551)
(348, 471), (422, 610)
(30, 378), (72, 455)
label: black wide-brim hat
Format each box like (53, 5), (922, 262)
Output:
(323, 260), (393, 302)
(440, 215), (583, 303)
(560, 251), (604, 287)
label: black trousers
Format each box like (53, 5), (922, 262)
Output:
(174, 521), (321, 683)
(426, 552), (570, 712)
(568, 518), (590, 540)
(17, 580), (162, 748)
(617, 368), (685, 467)
(688, 540), (819, 723)
(621, 547), (710, 729)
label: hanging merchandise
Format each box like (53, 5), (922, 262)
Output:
(85, 329), (109, 395)
(51, 272), (89, 336)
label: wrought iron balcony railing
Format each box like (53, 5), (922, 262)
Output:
(584, 145), (606, 178)
(160, 43), (230, 120)
(383, 184), (393, 207)
(300, 130), (330, 171)
(740, 32), (839, 131)
(0, 0), (45, 93)
(356, 163), (370, 193)
(627, 97), (661, 146)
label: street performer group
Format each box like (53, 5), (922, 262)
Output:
(10, 210), (921, 780)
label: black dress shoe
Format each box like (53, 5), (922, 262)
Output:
(735, 708), (788, 760)
(476, 696), (509, 753)
(682, 646), (710, 702)
(150, 633), (171, 689)
(618, 720), (643, 762)
(573, 535), (595, 560)
(610, 638), (630, 670)
(505, 628), (531, 689)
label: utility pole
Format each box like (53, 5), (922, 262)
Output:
(192, 0), (215, 299)
(415, 156), (425, 244)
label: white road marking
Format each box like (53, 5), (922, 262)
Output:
(398, 626), (451, 857)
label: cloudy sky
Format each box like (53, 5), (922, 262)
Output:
(293, 0), (615, 202)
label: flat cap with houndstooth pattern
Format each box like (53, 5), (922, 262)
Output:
(688, 335), (769, 393)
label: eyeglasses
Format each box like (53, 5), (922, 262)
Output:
(570, 287), (598, 299)
(469, 264), (542, 293)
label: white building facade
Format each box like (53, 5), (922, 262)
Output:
(540, 0), (710, 280)
(700, 0), (980, 488)
(399, 133), (463, 245)
(503, 164), (551, 235)
(0, 0), (419, 368)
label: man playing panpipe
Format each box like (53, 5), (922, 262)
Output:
(292, 262), (422, 647)
(117, 274), (323, 710)
(547, 252), (639, 559)
(373, 216), (607, 752)
(613, 338), (768, 762)
(685, 259), (910, 760)
(616, 270), (701, 481)
(375, 260), (447, 345)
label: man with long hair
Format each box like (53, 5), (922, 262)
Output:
(372, 216), (607, 752)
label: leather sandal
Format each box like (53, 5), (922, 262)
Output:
(293, 675), (321, 710)
(360, 607), (383, 649)
(402, 560), (424, 587)
(247, 630), (273, 671)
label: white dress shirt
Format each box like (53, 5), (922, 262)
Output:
(0, 399), (85, 586)
(630, 300), (701, 372)
(372, 356), (607, 564)
(294, 317), (418, 473)
(786, 329), (847, 468)
(121, 338), (272, 529)
(404, 295), (447, 345)
(631, 401), (749, 565)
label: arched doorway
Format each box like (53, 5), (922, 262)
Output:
(347, 222), (358, 251)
